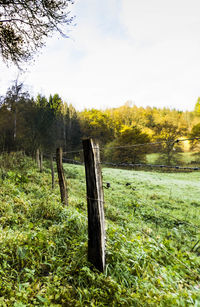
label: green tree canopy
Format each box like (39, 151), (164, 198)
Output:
(79, 109), (114, 144)
(0, 0), (74, 66)
(104, 125), (150, 163)
(194, 97), (200, 116)
(189, 123), (200, 151)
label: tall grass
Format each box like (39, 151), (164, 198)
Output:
(0, 153), (199, 306)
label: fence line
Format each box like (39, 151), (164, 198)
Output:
(63, 149), (83, 154)
(62, 158), (83, 165)
(47, 157), (200, 172)
(80, 193), (200, 233)
(44, 156), (200, 172)
(101, 161), (200, 171)
(44, 150), (200, 233)
(45, 136), (200, 157)
(40, 138), (200, 277)
(99, 137), (200, 150)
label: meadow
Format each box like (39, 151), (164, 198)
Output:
(0, 152), (199, 306)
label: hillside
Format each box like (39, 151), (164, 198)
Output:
(0, 153), (200, 306)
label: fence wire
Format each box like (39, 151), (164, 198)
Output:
(47, 136), (200, 157)
(99, 137), (200, 150)
(57, 136), (200, 172)
(101, 161), (200, 171)
(47, 137), (200, 278)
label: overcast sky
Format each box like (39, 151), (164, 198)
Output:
(1, 0), (200, 111)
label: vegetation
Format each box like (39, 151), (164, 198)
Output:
(1, 2), (200, 304)
(1, 82), (200, 166)
(0, 82), (81, 155)
(0, 0), (74, 66)
(1, 82), (200, 304)
(104, 125), (150, 163)
(0, 152), (199, 305)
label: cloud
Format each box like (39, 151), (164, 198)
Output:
(121, 0), (200, 42)
(1, 0), (200, 111)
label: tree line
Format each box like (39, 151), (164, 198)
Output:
(0, 82), (81, 157)
(1, 82), (200, 165)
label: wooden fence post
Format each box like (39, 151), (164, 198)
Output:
(56, 147), (68, 206)
(36, 148), (40, 169)
(50, 153), (55, 189)
(82, 138), (105, 272)
(39, 151), (43, 173)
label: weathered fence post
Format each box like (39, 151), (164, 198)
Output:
(82, 138), (105, 272)
(56, 147), (68, 206)
(50, 153), (55, 189)
(36, 148), (40, 169)
(39, 151), (43, 173)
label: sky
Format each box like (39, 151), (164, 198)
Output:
(0, 0), (200, 111)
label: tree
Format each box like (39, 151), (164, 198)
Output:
(3, 80), (25, 141)
(189, 123), (200, 151)
(0, 0), (74, 66)
(0, 81), (33, 151)
(65, 103), (81, 151)
(33, 94), (62, 154)
(79, 109), (114, 144)
(153, 115), (186, 165)
(104, 125), (150, 163)
(194, 97), (200, 116)
(0, 103), (12, 152)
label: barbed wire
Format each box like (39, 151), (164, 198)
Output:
(63, 149), (83, 155)
(101, 161), (200, 171)
(87, 195), (200, 231)
(51, 156), (200, 172)
(58, 158), (200, 235)
(87, 196), (105, 203)
(46, 136), (200, 156)
(42, 139), (200, 280)
(62, 158), (83, 165)
(42, 151), (199, 278)
(99, 137), (200, 150)
(84, 193), (199, 240)
(57, 158), (200, 173)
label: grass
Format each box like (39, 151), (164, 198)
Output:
(146, 151), (200, 166)
(0, 152), (200, 306)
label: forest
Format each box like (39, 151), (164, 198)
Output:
(1, 81), (200, 164)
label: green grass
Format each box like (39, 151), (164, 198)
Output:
(146, 151), (200, 166)
(0, 153), (200, 306)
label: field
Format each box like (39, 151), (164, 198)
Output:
(146, 152), (200, 165)
(0, 153), (200, 306)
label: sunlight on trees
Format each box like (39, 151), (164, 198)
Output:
(1, 88), (200, 166)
